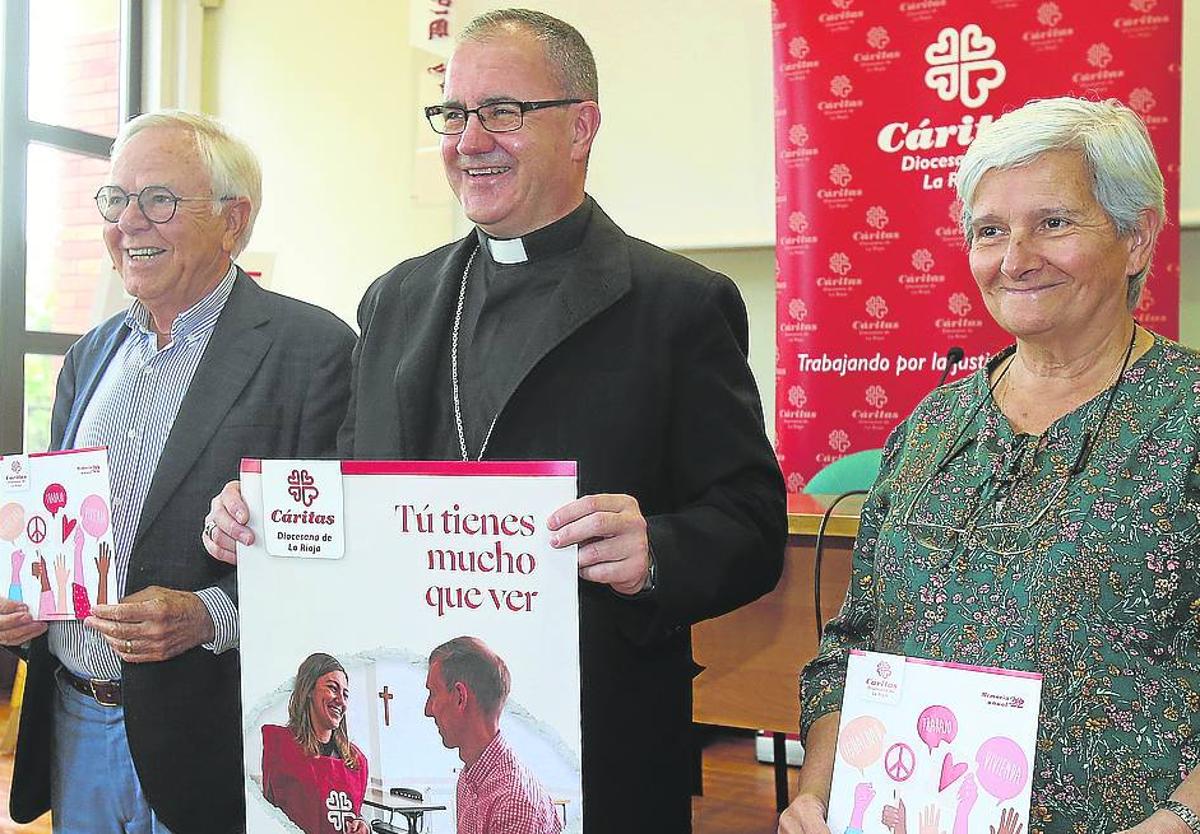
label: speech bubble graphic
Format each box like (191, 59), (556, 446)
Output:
(838, 715), (886, 771)
(80, 494), (110, 539)
(0, 503), (23, 543)
(975, 736), (1029, 802)
(917, 704), (958, 752)
(43, 484), (67, 517)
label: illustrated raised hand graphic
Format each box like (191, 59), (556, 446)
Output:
(882, 796), (908, 834)
(849, 782), (877, 831)
(990, 808), (1024, 834)
(920, 804), (946, 834)
(70, 527), (91, 618)
(53, 553), (71, 617)
(32, 552), (53, 618)
(952, 775), (978, 834)
(94, 542), (111, 605)
(9, 548), (25, 602)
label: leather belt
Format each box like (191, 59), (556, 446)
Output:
(60, 668), (122, 707)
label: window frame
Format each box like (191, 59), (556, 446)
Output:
(0, 0), (142, 453)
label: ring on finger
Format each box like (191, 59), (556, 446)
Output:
(125, 638), (132, 654)
(204, 520), (218, 541)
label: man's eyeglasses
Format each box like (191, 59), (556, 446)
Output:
(424, 99), (583, 135)
(94, 185), (235, 224)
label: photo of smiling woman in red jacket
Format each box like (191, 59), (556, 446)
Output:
(262, 653), (370, 834)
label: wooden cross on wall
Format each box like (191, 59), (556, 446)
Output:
(378, 685), (394, 726)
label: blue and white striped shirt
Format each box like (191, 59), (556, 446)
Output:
(51, 264), (240, 680)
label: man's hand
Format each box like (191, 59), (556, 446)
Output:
(203, 479), (254, 565)
(85, 586), (216, 663)
(0, 598), (47, 645)
(547, 494), (650, 595)
(778, 793), (831, 834)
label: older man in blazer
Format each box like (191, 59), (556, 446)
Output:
(0, 111), (354, 834)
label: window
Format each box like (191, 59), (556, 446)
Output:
(0, 0), (142, 453)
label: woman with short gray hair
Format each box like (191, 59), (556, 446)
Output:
(781, 97), (1199, 834)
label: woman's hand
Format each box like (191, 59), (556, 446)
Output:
(780, 714), (841, 834)
(779, 792), (831, 834)
(1114, 809), (1193, 834)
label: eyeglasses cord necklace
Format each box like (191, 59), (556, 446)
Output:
(935, 324), (1139, 477)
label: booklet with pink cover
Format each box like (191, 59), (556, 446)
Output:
(827, 650), (1041, 834)
(0, 448), (114, 621)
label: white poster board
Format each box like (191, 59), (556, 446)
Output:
(239, 459), (582, 834)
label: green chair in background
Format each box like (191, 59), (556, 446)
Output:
(803, 448), (884, 494)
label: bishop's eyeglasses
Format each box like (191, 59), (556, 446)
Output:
(424, 99), (582, 135)
(94, 185), (235, 224)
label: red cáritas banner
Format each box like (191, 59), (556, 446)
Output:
(773, 0), (1181, 491)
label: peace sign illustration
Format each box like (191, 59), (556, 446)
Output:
(26, 515), (47, 545)
(884, 742), (916, 783)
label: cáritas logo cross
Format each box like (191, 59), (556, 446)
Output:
(924, 24), (1006, 109)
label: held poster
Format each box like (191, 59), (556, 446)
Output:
(238, 459), (582, 834)
(773, 0), (1182, 486)
(828, 650), (1042, 834)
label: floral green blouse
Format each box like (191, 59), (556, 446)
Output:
(801, 334), (1200, 834)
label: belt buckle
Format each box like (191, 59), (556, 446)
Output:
(88, 679), (120, 707)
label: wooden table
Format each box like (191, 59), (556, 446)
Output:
(692, 492), (861, 810)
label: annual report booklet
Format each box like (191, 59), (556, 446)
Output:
(0, 447), (115, 621)
(827, 650), (1042, 834)
(238, 459), (582, 834)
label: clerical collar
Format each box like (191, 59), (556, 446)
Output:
(476, 197), (593, 265)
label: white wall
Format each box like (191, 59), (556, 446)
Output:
(200, 1), (456, 324)
(547, 0), (775, 249)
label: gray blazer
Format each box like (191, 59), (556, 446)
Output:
(11, 270), (355, 834)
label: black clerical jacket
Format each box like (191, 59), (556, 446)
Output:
(340, 201), (786, 832)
